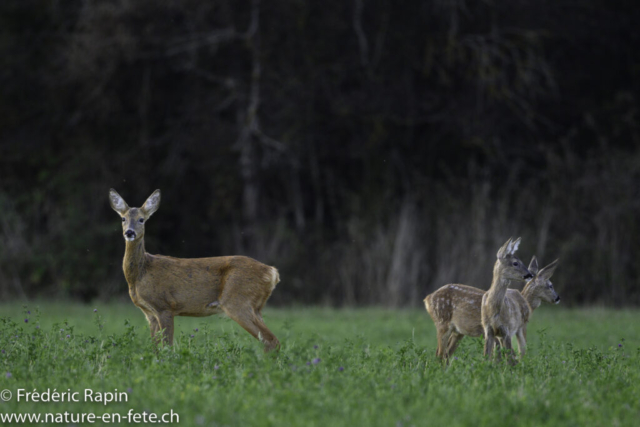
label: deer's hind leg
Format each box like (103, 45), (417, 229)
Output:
(435, 325), (448, 359)
(445, 332), (464, 359)
(219, 271), (280, 352)
(222, 302), (280, 352)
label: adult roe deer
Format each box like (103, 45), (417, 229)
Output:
(109, 189), (281, 352)
(424, 255), (560, 360)
(481, 237), (537, 362)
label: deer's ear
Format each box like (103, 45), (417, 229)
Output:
(528, 256), (539, 275)
(511, 237), (521, 254)
(497, 237), (513, 259)
(539, 259), (559, 280)
(109, 189), (129, 215)
(141, 189), (161, 217)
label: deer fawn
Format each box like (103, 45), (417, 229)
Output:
(481, 237), (536, 362)
(109, 189), (281, 352)
(424, 254), (560, 361)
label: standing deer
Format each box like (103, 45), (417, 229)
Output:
(424, 255), (560, 361)
(109, 189), (281, 352)
(481, 237), (535, 362)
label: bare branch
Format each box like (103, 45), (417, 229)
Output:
(353, 0), (370, 68)
(164, 28), (239, 57)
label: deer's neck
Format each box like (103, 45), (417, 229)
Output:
(521, 283), (541, 310)
(123, 238), (147, 286)
(485, 262), (511, 313)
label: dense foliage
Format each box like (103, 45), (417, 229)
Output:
(0, 304), (638, 426)
(1, 0), (639, 304)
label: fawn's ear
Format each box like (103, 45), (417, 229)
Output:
(539, 259), (559, 280)
(510, 237), (521, 254)
(141, 189), (161, 217)
(497, 237), (513, 259)
(528, 256), (539, 275)
(109, 189), (129, 215)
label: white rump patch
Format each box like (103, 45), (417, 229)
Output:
(264, 267), (280, 291)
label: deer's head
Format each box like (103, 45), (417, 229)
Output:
(524, 256), (560, 307)
(109, 189), (161, 242)
(495, 237), (533, 281)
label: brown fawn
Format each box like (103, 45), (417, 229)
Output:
(425, 254), (560, 360)
(109, 189), (281, 352)
(481, 237), (537, 362)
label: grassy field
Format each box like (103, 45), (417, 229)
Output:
(0, 302), (638, 426)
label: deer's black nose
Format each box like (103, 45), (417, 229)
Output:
(555, 296), (561, 303)
(523, 272), (534, 279)
(125, 230), (136, 239)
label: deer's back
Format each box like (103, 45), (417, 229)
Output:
(134, 255), (277, 317)
(425, 284), (485, 337)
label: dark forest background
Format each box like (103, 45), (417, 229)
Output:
(1, 0), (639, 306)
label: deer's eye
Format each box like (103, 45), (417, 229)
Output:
(121, 217), (126, 222)
(512, 262), (518, 266)
(138, 218), (144, 223)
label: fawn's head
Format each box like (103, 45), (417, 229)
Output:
(495, 237), (533, 281)
(109, 189), (161, 242)
(524, 256), (560, 305)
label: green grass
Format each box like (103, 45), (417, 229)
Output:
(0, 302), (638, 426)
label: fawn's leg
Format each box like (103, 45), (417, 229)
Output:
(516, 328), (527, 358)
(484, 327), (496, 359)
(446, 332), (464, 359)
(503, 335), (517, 365)
(435, 325), (447, 359)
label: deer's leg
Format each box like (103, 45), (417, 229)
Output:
(440, 328), (455, 359)
(253, 309), (280, 351)
(503, 335), (517, 365)
(446, 332), (464, 358)
(157, 311), (175, 346)
(484, 327), (496, 359)
(435, 325), (447, 359)
(143, 311), (160, 342)
(223, 303), (280, 352)
(254, 313), (280, 352)
(494, 337), (504, 362)
(516, 328), (527, 358)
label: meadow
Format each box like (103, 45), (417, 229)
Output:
(0, 302), (638, 426)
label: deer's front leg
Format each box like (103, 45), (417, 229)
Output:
(157, 311), (175, 346)
(503, 335), (517, 365)
(142, 311), (160, 342)
(516, 328), (527, 358)
(484, 327), (496, 359)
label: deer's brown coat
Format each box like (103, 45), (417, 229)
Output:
(110, 189), (280, 351)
